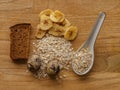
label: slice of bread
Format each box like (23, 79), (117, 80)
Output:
(10, 23), (31, 61)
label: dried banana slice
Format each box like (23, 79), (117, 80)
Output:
(50, 10), (65, 23)
(39, 15), (53, 30)
(35, 29), (46, 39)
(39, 9), (53, 17)
(60, 19), (71, 27)
(35, 24), (47, 39)
(48, 23), (65, 36)
(64, 26), (78, 40)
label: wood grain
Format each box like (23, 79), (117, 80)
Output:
(0, 0), (120, 90)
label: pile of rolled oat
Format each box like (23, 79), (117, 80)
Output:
(28, 34), (75, 79)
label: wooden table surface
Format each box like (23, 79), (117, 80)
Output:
(0, 0), (120, 90)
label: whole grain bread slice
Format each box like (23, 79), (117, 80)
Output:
(10, 23), (31, 61)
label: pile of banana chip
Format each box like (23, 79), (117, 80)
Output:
(35, 9), (78, 40)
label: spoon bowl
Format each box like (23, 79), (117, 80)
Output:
(72, 12), (106, 75)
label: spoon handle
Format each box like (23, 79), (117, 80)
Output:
(84, 12), (106, 49)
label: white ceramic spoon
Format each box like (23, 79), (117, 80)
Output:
(72, 12), (106, 75)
